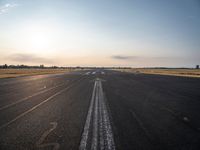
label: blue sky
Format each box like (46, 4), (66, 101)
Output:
(0, 0), (199, 67)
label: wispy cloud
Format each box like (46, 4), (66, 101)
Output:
(8, 53), (53, 64)
(0, 3), (18, 14)
(110, 54), (199, 67)
(111, 55), (137, 60)
(111, 55), (173, 61)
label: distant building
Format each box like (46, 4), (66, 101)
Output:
(196, 65), (199, 69)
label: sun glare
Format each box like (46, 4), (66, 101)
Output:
(20, 23), (55, 54)
(29, 30), (50, 50)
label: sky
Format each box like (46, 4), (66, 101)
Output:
(0, 0), (199, 67)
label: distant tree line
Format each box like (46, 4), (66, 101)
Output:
(0, 64), (71, 69)
(139, 66), (199, 69)
(0, 64), (132, 69)
(1, 64), (198, 69)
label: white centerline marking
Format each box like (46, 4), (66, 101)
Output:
(79, 78), (115, 150)
(100, 81), (115, 150)
(79, 82), (97, 150)
(99, 87), (105, 150)
(91, 82), (99, 150)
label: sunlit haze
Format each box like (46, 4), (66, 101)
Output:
(0, 0), (200, 67)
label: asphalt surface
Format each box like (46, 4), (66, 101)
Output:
(0, 69), (200, 150)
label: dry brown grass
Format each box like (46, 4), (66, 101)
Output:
(0, 69), (76, 78)
(117, 68), (200, 78)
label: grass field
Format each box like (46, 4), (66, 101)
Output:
(117, 68), (200, 78)
(0, 69), (77, 78)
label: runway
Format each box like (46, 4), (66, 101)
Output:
(0, 69), (200, 150)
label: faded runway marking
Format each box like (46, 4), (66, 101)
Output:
(101, 71), (105, 75)
(129, 110), (152, 141)
(36, 122), (60, 150)
(79, 78), (115, 150)
(0, 87), (66, 130)
(0, 83), (64, 111)
(85, 72), (91, 75)
(0, 78), (83, 130)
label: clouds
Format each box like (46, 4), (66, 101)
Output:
(8, 53), (53, 64)
(0, 3), (18, 14)
(110, 54), (200, 67)
(111, 55), (172, 61)
(111, 55), (137, 60)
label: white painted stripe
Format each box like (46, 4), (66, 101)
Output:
(79, 78), (115, 150)
(79, 82), (97, 150)
(100, 81), (115, 150)
(91, 83), (99, 150)
(99, 82), (105, 150)
(92, 72), (96, 75)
